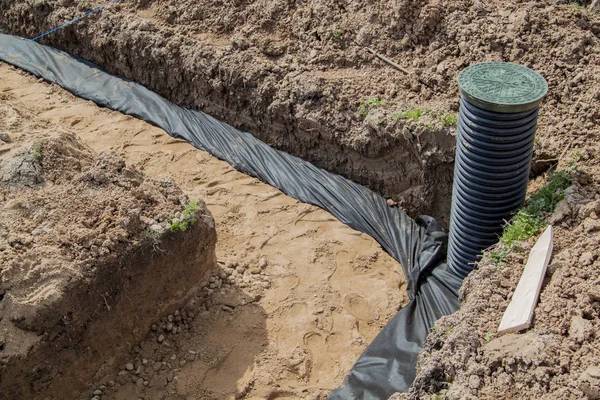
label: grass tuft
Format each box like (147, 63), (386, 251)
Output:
(500, 170), (572, 246)
(399, 108), (423, 121)
(169, 200), (200, 232)
(358, 97), (384, 118)
(31, 142), (43, 161)
(440, 113), (458, 127)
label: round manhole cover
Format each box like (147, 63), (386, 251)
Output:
(458, 62), (548, 113)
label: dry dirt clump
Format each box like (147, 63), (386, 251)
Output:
(390, 148), (600, 399)
(0, 125), (216, 399)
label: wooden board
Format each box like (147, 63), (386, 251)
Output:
(498, 225), (553, 334)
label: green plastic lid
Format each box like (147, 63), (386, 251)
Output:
(458, 62), (548, 113)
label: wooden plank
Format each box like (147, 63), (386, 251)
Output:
(498, 225), (553, 334)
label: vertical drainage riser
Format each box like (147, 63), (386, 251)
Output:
(447, 62), (548, 279)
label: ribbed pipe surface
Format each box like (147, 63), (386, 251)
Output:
(447, 97), (538, 278)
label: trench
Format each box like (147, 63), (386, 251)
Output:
(0, 4), (559, 399)
(0, 2), (456, 223)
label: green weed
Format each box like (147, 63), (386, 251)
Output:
(330, 29), (344, 40)
(489, 246), (511, 265)
(398, 108), (423, 121)
(358, 97), (384, 118)
(500, 170), (572, 246)
(31, 142), (43, 161)
(484, 331), (494, 342)
(169, 200), (200, 232)
(440, 113), (458, 127)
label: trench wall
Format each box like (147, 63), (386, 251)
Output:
(0, 1), (455, 221)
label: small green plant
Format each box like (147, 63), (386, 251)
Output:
(394, 107), (423, 122)
(31, 142), (43, 161)
(169, 200), (200, 232)
(330, 29), (344, 40)
(440, 113), (458, 127)
(358, 97), (384, 118)
(489, 245), (510, 265)
(484, 331), (494, 342)
(500, 170), (572, 246)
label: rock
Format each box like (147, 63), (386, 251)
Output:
(548, 199), (570, 224)
(569, 315), (590, 344)
(583, 218), (600, 233)
(588, 287), (600, 302)
(157, 334), (165, 343)
(93, 389), (103, 395)
(579, 251), (596, 266)
(258, 256), (268, 269)
(578, 366), (600, 399)
(0, 132), (12, 143)
(468, 374), (481, 390)
(125, 362), (134, 371)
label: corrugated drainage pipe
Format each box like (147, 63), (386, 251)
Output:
(447, 62), (548, 279)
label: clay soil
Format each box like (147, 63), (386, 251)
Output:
(0, 96), (217, 399)
(0, 63), (406, 399)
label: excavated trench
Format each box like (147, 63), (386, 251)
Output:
(0, 1), (457, 223)
(0, 2), (565, 399)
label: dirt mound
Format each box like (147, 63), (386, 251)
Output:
(0, 120), (216, 399)
(392, 162), (600, 399)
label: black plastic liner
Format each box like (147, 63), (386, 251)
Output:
(0, 33), (463, 399)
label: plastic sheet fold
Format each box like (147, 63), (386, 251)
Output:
(0, 33), (462, 399)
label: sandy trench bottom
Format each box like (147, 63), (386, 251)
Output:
(0, 63), (406, 399)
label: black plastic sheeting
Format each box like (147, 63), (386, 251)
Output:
(0, 33), (463, 399)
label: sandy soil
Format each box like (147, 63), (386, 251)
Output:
(0, 63), (406, 399)
(0, 97), (217, 399)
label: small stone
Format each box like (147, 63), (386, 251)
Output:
(588, 287), (600, 302)
(91, 397), (100, 400)
(258, 257), (268, 269)
(468, 374), (481, 390)
(584, 218), (600, 233)
(157, 334), (165, 343)
(0, 132), (11, 143)
(125, 362), (134, 371)
(93, 389), (103, 396)
(579, 251), (596, 266)
(548, 199), (570, 224)
(569, 315), (590, 344)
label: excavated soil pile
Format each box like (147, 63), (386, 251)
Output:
(0, 115), (216, 399)
(1, 0), (598, 220)
(390, 150), (600, 398)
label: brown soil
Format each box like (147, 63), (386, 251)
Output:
(0, 63), (406, 399)
(394, 164), (600, 400)
(0, 97), (217, 399)
(1, 1), (598, 221)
